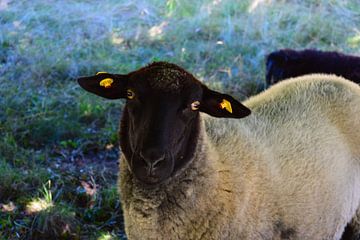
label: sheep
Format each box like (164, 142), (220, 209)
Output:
(265, 49), (360, 87)
(78, 62), (360, 240)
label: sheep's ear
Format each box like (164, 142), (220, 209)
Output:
(77, 72), (128, 99)
(200, 86), (251, 118)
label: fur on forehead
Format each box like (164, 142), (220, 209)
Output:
(129, 62), (199, 93)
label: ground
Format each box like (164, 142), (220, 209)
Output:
(0, 0), (360, 239)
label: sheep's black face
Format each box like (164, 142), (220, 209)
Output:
(120, 82), (202, 184)
(78, 62), (251, 185)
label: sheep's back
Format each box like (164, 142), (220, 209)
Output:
(205, 74), (360, 159)
(246, 74), (360, 156)
(204, 74), (360, 239)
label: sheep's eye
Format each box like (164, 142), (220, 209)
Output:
(127, 89), (135, 99)
(191, 101), (200, 111)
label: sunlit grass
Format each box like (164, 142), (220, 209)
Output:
(348, 34), (360, 48)
(26, 198), (54, 215)
(97, 232), (115, 240)
(25, 181), (53, 214)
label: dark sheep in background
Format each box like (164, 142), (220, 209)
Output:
(265, 49), (360, 86)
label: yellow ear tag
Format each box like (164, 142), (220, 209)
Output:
(99, 78), (114, 88)
(96, 72), (108, 75)
(220, 99), (232, 113)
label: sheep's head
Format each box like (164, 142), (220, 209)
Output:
(78, 62), (250, 185)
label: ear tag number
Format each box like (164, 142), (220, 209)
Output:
(220, 99), (232, 113)
(96, 72), (108, 75)
(99, 78), (114, 88)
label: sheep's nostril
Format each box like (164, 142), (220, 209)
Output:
(139, 150), (166, 172)
(151, 156), (165, 169)
(141, 157), (150, 168)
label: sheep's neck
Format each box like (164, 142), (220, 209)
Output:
(119, 120), (231, 239)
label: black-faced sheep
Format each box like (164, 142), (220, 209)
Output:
(266, 49), (360, 86)
(78, 62), (360, 240)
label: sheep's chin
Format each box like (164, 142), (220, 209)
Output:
(132, 173), (172, 188)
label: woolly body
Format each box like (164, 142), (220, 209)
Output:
(118, 74), (360, 240)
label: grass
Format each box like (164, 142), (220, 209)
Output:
(0, 0), (360, 239)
